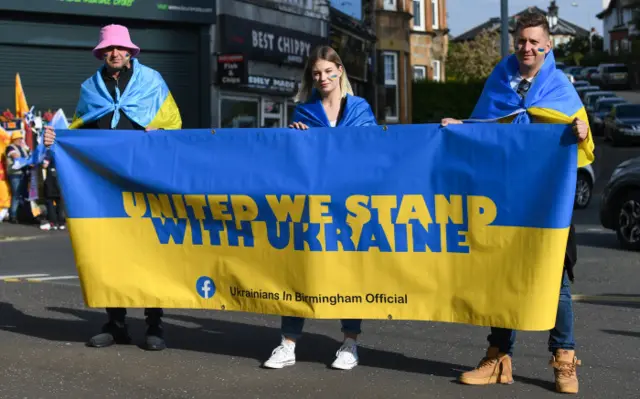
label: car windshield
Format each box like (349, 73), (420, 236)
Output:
(588, 93), (614, 104)
(597, 99), (625, 112)
(616, 105), (640, 118)
(606, 66), (627, 73)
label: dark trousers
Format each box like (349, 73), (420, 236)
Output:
(46, 198), (65, 225)
(487, 270), (575, 356)
(8, 174), (26, 219)
(106, 307), (164, 327)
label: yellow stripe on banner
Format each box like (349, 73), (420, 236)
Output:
(67, 218), (569, 331)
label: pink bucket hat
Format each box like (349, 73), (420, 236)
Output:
(92, 24), (140, 60)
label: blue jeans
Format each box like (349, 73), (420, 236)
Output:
(281, 316), (362, 340)
(8, 174), (26, 219)
(487, 270), (575, 356)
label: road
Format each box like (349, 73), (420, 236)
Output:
(2, 100), (640, 398)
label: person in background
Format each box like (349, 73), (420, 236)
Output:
(43, 24), (182, 352)
(0, 127), (11, 222)
(441, 11), (592, 395)
(262, 45), (377, 371)
(5, 131), (31, 224)
(40, 153), (65, 231)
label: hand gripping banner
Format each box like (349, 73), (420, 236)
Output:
(54, 124), (577, 331)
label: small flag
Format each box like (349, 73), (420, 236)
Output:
(15, 73), (29, 119)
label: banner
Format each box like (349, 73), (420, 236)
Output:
(54, 124), (577, 331)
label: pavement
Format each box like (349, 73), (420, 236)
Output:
(2, 104), (640, 397)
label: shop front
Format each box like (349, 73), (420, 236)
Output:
(213, 2), (328, 128)
(0, 1), (215, 128)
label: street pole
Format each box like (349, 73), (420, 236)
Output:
(501, 0), (509, 58)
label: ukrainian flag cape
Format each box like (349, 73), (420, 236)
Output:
(470, 51), (594, 167)
(69, 58), (182, 130)
(293, 92), (377, 127)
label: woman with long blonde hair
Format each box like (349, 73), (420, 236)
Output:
(263, 45), (376, 371)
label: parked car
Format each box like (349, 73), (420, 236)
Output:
(603, 103), (640, 146)
(579, 67), (598, 82)
(566, 66), (583, 76)
(597, 63), (629, 89)
(590, 97), (628, 135)
(575, 85), (601, 102)
(584, 91), (616, 113)
(576, 164), (596, 209)
(556, 62), (567, 71)
(573, 80), (590, 89)
(565, 72), (575, 83)
(599, 156), (640, 250)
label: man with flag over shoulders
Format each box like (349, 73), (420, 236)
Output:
(43, 24), (182, 351)
(442, 11), (593, 395)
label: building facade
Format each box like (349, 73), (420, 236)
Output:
(597, 0), (639, 54)
(329, 6), (377, 111)
(409, 0), (448, 82)
(0, 1), (215, 128)
(212, 0), (329, 128)
(375, 0), (413, 124)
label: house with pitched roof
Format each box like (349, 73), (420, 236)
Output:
(452, 1), (590, 49)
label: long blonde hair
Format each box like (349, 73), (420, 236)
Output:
(294, 45), (354, 103)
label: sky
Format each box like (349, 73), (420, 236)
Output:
(332, 0), (607, 36)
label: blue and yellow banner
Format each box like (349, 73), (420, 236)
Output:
(54, 123), (577, 331)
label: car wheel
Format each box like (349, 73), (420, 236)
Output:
(574, 172), (592, 209)
(615, 190), (640, 251)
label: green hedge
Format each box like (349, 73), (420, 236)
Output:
(412, 80), (486, 124)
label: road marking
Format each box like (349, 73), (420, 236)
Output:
(0, 235), (45, 243)
(573, 294), (640, 303)
(28, 276), (78, 282)
(0, 273), (49, 280)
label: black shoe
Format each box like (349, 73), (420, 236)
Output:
(144, 325), (166, 351)
(87, 322), (131, 348)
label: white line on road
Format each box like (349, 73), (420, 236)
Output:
(0, 273), (49, 279)
(28, 276), (78, 282)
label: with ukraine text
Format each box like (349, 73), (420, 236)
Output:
(121, 192), (498, 253)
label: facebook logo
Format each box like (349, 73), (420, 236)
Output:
(196, 276), (216, 299)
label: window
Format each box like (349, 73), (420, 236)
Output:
(431, 0), (439, 29)
(220, 97), (259, 128)
(383, 0), (397, 11)
(413, 0), (425, 31)
(431, 60), (441, 82)
(413, 66), (427, 81)
(383, 52), (399, 121)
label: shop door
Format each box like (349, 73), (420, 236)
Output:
(261, 98), (284, 128)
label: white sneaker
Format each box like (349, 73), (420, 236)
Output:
(39, 223), (51, 231)
(263, 340), (296, 369)
(331, 338), (359, 370)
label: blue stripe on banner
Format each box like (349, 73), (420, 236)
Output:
(53, 123), (577, 229)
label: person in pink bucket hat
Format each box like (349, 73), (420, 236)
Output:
(43, 24), (183, 352)
(92, 24), (141, 61)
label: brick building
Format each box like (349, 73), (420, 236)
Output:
(409, 0), (449, 82)
(375, 0), (413, 124)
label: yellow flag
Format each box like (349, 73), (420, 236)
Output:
(15, 73), (29, 118)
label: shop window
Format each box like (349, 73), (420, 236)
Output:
(221, 97), (259, 128)
(383, 52), (399, 122)
(413, 66), (427, 81)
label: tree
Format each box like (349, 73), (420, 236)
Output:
(555, 34), (604, 65)
(447, 30), (502, 82)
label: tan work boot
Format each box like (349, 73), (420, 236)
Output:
(550, 349), (581, 394)
(458, 347), (514, 385)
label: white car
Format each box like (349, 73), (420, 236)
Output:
(575, 164), (595, 209)
(565, 72), (575, 83)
